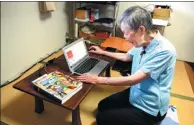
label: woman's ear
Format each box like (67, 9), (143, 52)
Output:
(139, 25), (146, 34)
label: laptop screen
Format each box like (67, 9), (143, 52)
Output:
(63, 40), (88, 67)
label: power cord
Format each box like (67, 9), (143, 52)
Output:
(39, 58), (56, 75)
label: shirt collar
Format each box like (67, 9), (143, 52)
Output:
(144, 31), (161, 53)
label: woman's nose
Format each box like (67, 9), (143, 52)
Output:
(123, 34), (127, 39)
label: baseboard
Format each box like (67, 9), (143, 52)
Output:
(188, 62), (194, 71)
(184, 62), (194, 92)
(0, 121), (9, 125)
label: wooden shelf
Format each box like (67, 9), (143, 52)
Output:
(75, 1), (117, 6)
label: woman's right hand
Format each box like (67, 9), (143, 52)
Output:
(89, 46), (105, 55)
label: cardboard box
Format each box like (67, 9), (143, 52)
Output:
(153, 8), (170, 20)
(76, 10), (88, 19)
(39, 2), (56, 13)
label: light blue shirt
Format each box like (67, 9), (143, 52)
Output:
(128, 32), (176, 117)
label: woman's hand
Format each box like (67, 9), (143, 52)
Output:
(89, 46), (105, 55)
(73, 74), (100, 84)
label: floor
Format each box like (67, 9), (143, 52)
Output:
(1, 50), (194, 125)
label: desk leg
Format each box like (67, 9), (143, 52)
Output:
(105, 65), (111, 77)
(35, 96), (44, 114)
(72, 106), (82, 125)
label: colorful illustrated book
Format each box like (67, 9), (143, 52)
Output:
(32, 71), (83, 104)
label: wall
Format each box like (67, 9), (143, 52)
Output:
(117, 2), (194, 62)
(1, 2), (71, 85)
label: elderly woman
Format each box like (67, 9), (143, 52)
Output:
(75, 6), (176, 125)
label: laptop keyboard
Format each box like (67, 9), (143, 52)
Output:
(74, 58), (100, 74)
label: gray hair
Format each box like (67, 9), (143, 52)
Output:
(119, 6), (152, 32)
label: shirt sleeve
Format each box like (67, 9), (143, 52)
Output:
(127, 47), (135, 59)
(138, 50), (173, 81)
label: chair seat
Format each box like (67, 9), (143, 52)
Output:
(155, 105), (180, 125)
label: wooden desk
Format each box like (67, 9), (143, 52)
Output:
(13, 54), (112, 125)
(100, 37), (134, 75)
(100, 37), (133, 52)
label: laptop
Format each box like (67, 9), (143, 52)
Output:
(62, 38), (109, 75)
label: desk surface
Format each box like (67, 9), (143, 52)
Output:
(100, 37), (133, 52)
(13, 54), (112, 111)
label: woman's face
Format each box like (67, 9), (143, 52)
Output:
(120, 23), (145, 48)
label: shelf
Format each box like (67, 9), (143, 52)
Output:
(74, 18), (89, 23)
(75, 19), (114, 29)
(75, 1), (117, 6)
(74, 2), (119, 37)
(79, 31), (111, 39)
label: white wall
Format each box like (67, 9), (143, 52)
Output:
(117, 2), (194, 62)
(1, 2), (71, 85)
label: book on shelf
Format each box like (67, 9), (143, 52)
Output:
(32, 71), (83, 104)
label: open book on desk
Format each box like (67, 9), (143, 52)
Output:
(32, 71), (83, 104)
